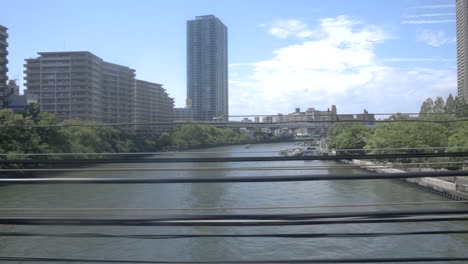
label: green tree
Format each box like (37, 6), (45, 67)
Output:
(433, 96), (445, 113)
(448, 122), (468, 152)
(328, 123), (372, 152)
(419, 98), (434, 115)
(365, 121), (449, 155)
(446, 94), (456, 115)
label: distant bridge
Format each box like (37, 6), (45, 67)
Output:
(174, 121), (331, 129)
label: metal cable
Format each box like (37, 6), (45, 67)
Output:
(0, 256), (468, 263)
(1, 201), (466, 212)
(0, 162), (466, 173)
(0, 146), (466, 157)
(1, 152), (468, 164)
(2, 170), (467, 184)
(3, 215), (468, 226)
(0, 118), (467, 128)
(1, 230), (468, 239)
(1, 209), (468, 227)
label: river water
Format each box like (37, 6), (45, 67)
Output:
(0, 142), (467, 262)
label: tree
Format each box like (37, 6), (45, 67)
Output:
(455, 96), (468, 117)
(365, 121), (449, 155)
(446, 94), (456, 115)
(419, 98), (434, 115)
(157, 132), (172, 149)
(328, 123), (372, 152)
(433, 96), (445, 113)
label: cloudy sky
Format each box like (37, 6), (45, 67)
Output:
(1, 0), (457, 115)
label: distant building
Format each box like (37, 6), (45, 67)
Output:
(101, 62), (135, 124)
(6, 80), (19, 97)
(24, 51), (174, 136)
(457, 0), (468, 103)
(187, 15), (228, 121)
(272, 113), (285, 123)
(0, 25), (8, 108)
(24, 51), (104, 122)
(5, 94), (37, 113)
(262, 116), (273, 123)
(174, 107), (194, 122)
(134, 80), (174, 136)
(278, 106), (337, 123)
(337, 114), (354, 120)
(241, 117), (252, 122)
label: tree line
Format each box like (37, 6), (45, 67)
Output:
(328, 94), (468, 166)
(0, 103), (282, 161)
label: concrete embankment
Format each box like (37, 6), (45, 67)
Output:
(346, 159), (468, 200)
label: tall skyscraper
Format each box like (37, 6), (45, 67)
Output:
(187, 15), (228, 121)
(0, 25), (8, 108)
(457, 0), (468, 104)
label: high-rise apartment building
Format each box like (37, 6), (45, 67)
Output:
(0, 25), (8, 108)
(457, 0), (468, 103)
(187, 15), (228, 121)
(25, 51), (174, 136)
(134, 80), (174, 136)
(24, 51), (104, 121)
(102, 62), (135, 124)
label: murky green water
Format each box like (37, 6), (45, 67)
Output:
(0, 142), (466, 263)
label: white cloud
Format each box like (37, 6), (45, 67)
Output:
(401, 19), (455, 24)
(267, 19), (316, 39)
(418, 29), (455, 47)
(402, 13), (455, 18)
(229, 16), (456, 115)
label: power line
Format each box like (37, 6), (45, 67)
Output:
(1, 230), (468, 239)
(1, 170), (467, 185)
(1, 208), (468, 226)
(0, 201), (466, 214)
(0, 256), (468, 263)
(0, 118), (468, 129)
(0, 146), (466, 157)
(1, 152), (468, 165)
(0, 202), (461, 215)
(0, 161), (466, 173)
(2, 215), (467, 226)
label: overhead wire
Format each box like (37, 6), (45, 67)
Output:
(1, 170), (467, 184)
(1, 151), (468, 165)
(0, 146), (466, 157)
(0, 116), (468, 129)
(1, 208), (468, 227)
(0, 161), (467, 173)
(1, 201), (466, 213)
(1, 230), (468, 239)
(0, 256), (468, 263)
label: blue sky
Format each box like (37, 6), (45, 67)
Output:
(1, 0), (457, 115)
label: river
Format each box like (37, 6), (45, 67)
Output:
(0, 142), (467, 262)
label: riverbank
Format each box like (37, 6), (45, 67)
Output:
(342, 159), (468, 200)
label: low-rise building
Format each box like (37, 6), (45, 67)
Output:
(174, 107), (194, 122)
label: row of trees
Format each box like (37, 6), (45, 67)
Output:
(329, 113), (468, 159)
(0, 104), (281, 160)
(420, 94), (468, 116)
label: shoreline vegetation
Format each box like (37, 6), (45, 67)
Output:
(0, 104), (291, 167)
(328, 95), (468, 170)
